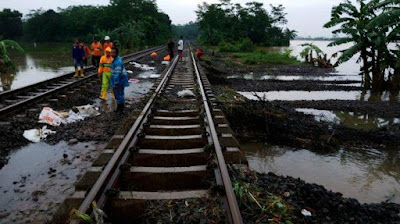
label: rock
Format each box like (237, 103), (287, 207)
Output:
(283, 192), (291, 197)
(68, 139), (79, 145)
(63, 153), (68, 159)
(322, 208), (329, 214)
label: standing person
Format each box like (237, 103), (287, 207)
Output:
(196, 46), (204, 59)
(72, 39), (85, 78)
(167, 39), (175, 59)
(91, 37), (102, 68)
(98, 47), (114, 100)
(103, 36), (114, 52)
(111, 48), (129, 114)
(81, 42), (91, 74)
(177, 36), (184, 62)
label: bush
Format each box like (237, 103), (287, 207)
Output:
(218, 41), (239, 53)
(237, 38), (255, 52)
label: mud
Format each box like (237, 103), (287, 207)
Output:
(0, 51), (167, 168)
(231, 165), (400, 224)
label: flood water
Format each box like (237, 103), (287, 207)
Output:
(1, 54), (73, 91)
(242, 142), (400, 204)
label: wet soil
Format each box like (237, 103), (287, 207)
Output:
(231, 165), (400, 224)
(0, 51), (167, 168)
(198, 52), (400, 150)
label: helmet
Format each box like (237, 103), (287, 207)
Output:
(104, 36), (110, 41)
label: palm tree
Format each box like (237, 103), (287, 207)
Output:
(0, 39), (24, 73)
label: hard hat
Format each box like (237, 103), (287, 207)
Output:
(105, 47), (112, 52)
(104, 36), (110, 41)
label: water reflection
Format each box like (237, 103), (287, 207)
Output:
(296, 108), (400, 130)
(1, 54), (73, 90)
(242, 142), (400, 204)
(227, 73), (362, 82)
(238, 90), (400, 102)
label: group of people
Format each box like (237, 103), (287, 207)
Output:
(72, 36), (128, 114)
(167, 36), (184, 61)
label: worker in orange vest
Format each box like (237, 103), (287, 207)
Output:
(98, 47), (114, 100)
(91, 37), (102, 68)
(103, 36), (114, 52)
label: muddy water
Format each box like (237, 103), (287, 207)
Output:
(0, 54), (73, 91)
(242, 142), (400, 204)
(0, 141), (105, 223)
(238, 91), (400, 102)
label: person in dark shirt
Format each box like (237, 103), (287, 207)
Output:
(167, 39), (175, 59)
(72, 39), (85, 78)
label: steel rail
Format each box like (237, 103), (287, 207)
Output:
(190, 49), (243, 224)
(0, 46), (165, 116)
(70, 55), (180, 224)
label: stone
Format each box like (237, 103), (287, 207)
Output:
(283, 192), (291, 197)
(322, 208), (329, 214)
(68, 139), (79, 145)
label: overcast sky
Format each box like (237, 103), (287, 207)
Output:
(0, 0), (354, 37)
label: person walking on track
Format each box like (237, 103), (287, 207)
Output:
(177, 36), (184, 62)
(72, 39), (85, 78)
(103, 36), (114, 51)
(98, 47), (114, 100)
(81, 42), (91, 75)
(111, 48), (129, 114)
(91, 37), (102, 68)
(167, 39), (175, 59)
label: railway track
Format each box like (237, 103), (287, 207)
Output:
(0, 46), (166, 117)
(53, 46), (247, 223)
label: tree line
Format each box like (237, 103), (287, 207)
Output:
(0, 0), (173, 49)
(195, 0), (296, 47)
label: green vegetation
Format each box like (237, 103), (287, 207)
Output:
(5, 0), (173, 50)
(172, 22), (199, 40)
(0, 9), (23, 39)
(0, 39), (24, 73)
(233, 50), (302, 66)
(196, 0), (296, 47)
(324, 0), (400, 91)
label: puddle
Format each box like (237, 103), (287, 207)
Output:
(242, 142), (400, 204)
(227, 73), (362, 82)
(238, 91), (399, 102)
(0, 141), (104, 222)
(296, 108), (400, 130)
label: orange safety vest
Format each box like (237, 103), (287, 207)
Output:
(103, 42), (113, 51)
(98, 56), (114, 74)
(91, 42), (103, 57)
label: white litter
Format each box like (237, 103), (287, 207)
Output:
(177, 89), (195, 98)
(126, 70), (133, 74)
(301, 209), (312, 217)
(38, 107), (64, 126)
(161, 61), (170, 65)
(23, 126), (56, 143)
(65, 110), (84, 123)
(150, 74), (161, 79)
(39, 105), (100, 126)
(74, 105), (100, 117)
(129, 62), (155, 71)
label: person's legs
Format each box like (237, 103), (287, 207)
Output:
(115, 87), (125, 114)
(96, 56), (101, 68)
(101, 72), (111, 100)
(178, 50), (183, 61)
(92, 56), (96, 67)
(73, 59), (79, 78)
(79, 60), (84, 77)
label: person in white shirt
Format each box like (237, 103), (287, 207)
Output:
(177, 36), (184, 62)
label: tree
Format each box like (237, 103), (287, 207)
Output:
(0, 9), (23, 39)
(0, 39), (24, 73)
(324, 0), (400, 91)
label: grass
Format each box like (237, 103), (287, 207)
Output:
(232, 50), (304, 66)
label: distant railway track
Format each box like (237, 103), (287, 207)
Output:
(0, 46), (166, 117)
(53, 46), (247, 223)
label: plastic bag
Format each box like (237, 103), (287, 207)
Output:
(75, 105), (100, 117)
(23, 126), (56, 143)
(177, 89), (195, 97)
(38, 107), (64, 126)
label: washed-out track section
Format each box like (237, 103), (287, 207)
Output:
(53, 47), (248, 223)
(0, 46), (166, 117)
